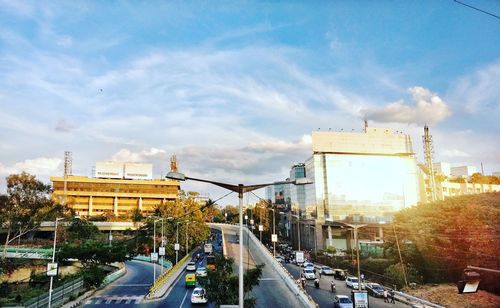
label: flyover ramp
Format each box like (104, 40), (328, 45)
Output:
(209, 223), (316, 308)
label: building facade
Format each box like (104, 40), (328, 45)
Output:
(435, 181), (500, 200)
(51, 162), (179, 218)
(450, 165), (477, 178)
(290, 128), (421, 251)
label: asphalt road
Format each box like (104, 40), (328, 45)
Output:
(83, 260), (163, 307)
(283, 262), (407, 308)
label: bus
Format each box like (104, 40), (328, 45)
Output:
(206, 255), (216, 270)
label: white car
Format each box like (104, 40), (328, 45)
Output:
(333, 295), (353, 308)
(196, 267), (207, 277)
(191, 287), (208, 304)
(302, 268), (316, 280)
(275, 256), (285, 263)
(320, 266), (334, 275)
(345, 276), (364, 289)
(186, 262), (196, 271)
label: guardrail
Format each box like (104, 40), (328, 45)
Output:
(24, 277), (84, 308)
(394, 291), (445, 308)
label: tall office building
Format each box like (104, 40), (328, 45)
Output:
(293, 127), (421, 250)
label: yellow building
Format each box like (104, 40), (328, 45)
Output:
(50, 175), (179, 217)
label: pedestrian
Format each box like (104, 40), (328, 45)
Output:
(319, 270), (322, 278)
(389, 289), (395, 304)
(360, 273), (364, 282)
(383, 289), (388, 302)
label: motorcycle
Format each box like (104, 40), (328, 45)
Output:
(331, 281), (336, 293)
(314, 278), (320, 289)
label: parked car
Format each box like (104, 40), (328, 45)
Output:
(366, 283), (385, 297)
(191, 287), (208, 304)
(333, 295), (353, 308)
(333, 269), (347, 280)
(320, 266), (334, 275)
(186, 262), (196, 271)
(345, 276), (364, 289)
(196, 267), (207, 277)
(302, 268), (316, 280)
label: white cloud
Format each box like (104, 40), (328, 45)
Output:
(441, 149), (470, 158)
(448, 59), (500, 114)
(0, 157), (62, 177)
(361, 86), (451, 125)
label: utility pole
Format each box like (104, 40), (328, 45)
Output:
(393, 225), (408, 287)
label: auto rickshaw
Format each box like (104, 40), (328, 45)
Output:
(333, 269), (346, 280)
(185, 273), (196, 287)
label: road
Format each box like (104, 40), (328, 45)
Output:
(83, 260), (163, 307)
(283, 262), (407, 308)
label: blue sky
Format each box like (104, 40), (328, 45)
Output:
(1, 1), (499, 204)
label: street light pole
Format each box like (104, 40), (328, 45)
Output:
(272, 208), (276, 257)
(185, 221), (191, 256)
(161, 219), (165, 274)
(176, 221), (180, 264)
(342, 223), (367, 291)
(166, 172), (312, 308)
(48, 217), (63, 308)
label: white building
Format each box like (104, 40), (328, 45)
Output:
(450, 165), (477, 178)
(433, 162), (451, 177)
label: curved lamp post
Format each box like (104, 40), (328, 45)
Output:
(166, 171), (311, 308)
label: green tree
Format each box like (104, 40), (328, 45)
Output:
(1, 172), (68, 258)
(57, 219), (130, 288)
(197, 254), (264, 307)
(383, 192), (500, 292)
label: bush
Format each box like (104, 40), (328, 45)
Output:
(384, 263), (422, 289)
(0, 282), (10, 297)
(80, 267), (107, 288)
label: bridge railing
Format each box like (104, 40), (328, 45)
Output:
(24, 277), (84, 308)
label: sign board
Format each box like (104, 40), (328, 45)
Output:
(259, 225), (263, 231)
(159, 247), (165, 256)
(271, 234), (278, 242)
(174, 243), (180, 251)
(352, 290), (369, 308)
(295, 251), (304, 263)
(109, 233), (113, 241)
(47, 262), (58, 277)
(150, 252), (158, 262)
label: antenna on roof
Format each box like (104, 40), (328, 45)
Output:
(364, 119), (368, 133)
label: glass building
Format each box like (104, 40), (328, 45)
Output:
(292, 127), (421, 250)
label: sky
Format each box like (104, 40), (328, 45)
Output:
(1, 1), (499, 205)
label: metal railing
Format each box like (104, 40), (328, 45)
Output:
(24, 277), (84, 308)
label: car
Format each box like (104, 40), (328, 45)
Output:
(333, 295), (353, 308)
(366, 282), (385, 297)
(196, 267), (207, 277)
(301, 261), (314, 268)
(320, 266), (334, 275)
(302, 268), (316, 280)
(304, 262), (316, 273)
(345, 276), (364, 289)
(191, 287), (208, 304)
(275, 255), (285, 263)
(187, 262), (196, 271)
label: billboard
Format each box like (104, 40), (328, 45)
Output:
(95, 162), (124, 179)
(124, 163), (153, 180)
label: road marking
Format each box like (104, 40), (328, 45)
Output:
(179, 289), (189, 307)
(112, 284), (150, 286)
(259, 278), (277, 281)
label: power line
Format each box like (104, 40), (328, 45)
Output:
(454, 0), (500, 20)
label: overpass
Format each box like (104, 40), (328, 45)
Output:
(208, 223), (317, 307)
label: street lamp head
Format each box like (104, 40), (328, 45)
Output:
(292, 177), (313, 185)
(166, 171), (186, 181)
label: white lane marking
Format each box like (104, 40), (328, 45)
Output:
(259, 278), (277, 281)
(179, 289), (190, 308)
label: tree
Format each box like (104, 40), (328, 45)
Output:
(197, 254), (264, 307)
(1, 172), (68, 258)
(57, 219), (130, 288)
(383, 192), (500, 292)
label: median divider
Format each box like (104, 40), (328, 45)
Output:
(145, 254), (190, 300)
